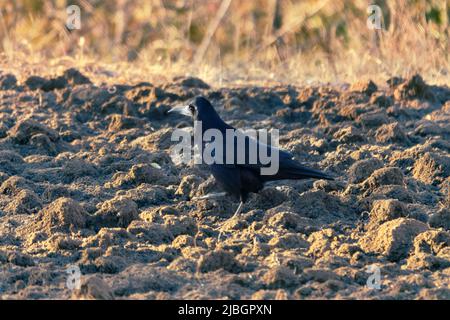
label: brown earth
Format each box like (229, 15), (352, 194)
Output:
(0, 69), (449, 299)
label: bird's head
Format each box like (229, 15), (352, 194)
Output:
(168, 96), (218, 122)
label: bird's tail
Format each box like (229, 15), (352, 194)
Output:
(262, 160), (334, 181)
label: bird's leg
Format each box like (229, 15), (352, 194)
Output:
(229, 201), (244, 220)
(253, 235), (260, 248)
(192, 192), (227, 201)
(217, 201), (244, 242)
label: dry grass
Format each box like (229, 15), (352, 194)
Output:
(0, 0), (449, 86)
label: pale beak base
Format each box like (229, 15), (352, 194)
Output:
(168, 105), (191, 117)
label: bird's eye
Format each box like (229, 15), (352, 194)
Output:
(188, 104), (196, 114)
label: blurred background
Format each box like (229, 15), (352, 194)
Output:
(0, 0), (449, 84)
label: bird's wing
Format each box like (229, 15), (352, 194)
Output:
(208, 163), (242, 198)
(232, 132), (334, 181)
(225, 132), (289, 167)
(224, 130), (293, 165)
(203, 130), (333, 180)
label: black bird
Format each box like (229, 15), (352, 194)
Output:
(169, 96), (334, 221)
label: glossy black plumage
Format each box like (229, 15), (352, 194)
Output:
(170, 96), (334, 204)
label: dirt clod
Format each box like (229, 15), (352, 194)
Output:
(359, 218), (428, 261)
(348, 158), (383, 184)
(36, 197), (87, 234)
(412, 152), (450, 185)
(363, 167), (404, 190)
(73, 276), (115, 300)
(9, 119), (59, 144)
(197, 249), (241, 273)
(262, 266), (299, 289)
(369, 199), (407, 227)
(350, 80), (377, 96)
(94, 196), (139, 229)
(428, 208), (450, 231)
(375, 122), (409, 144)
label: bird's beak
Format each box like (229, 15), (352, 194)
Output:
(168, 105), (191, 117)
